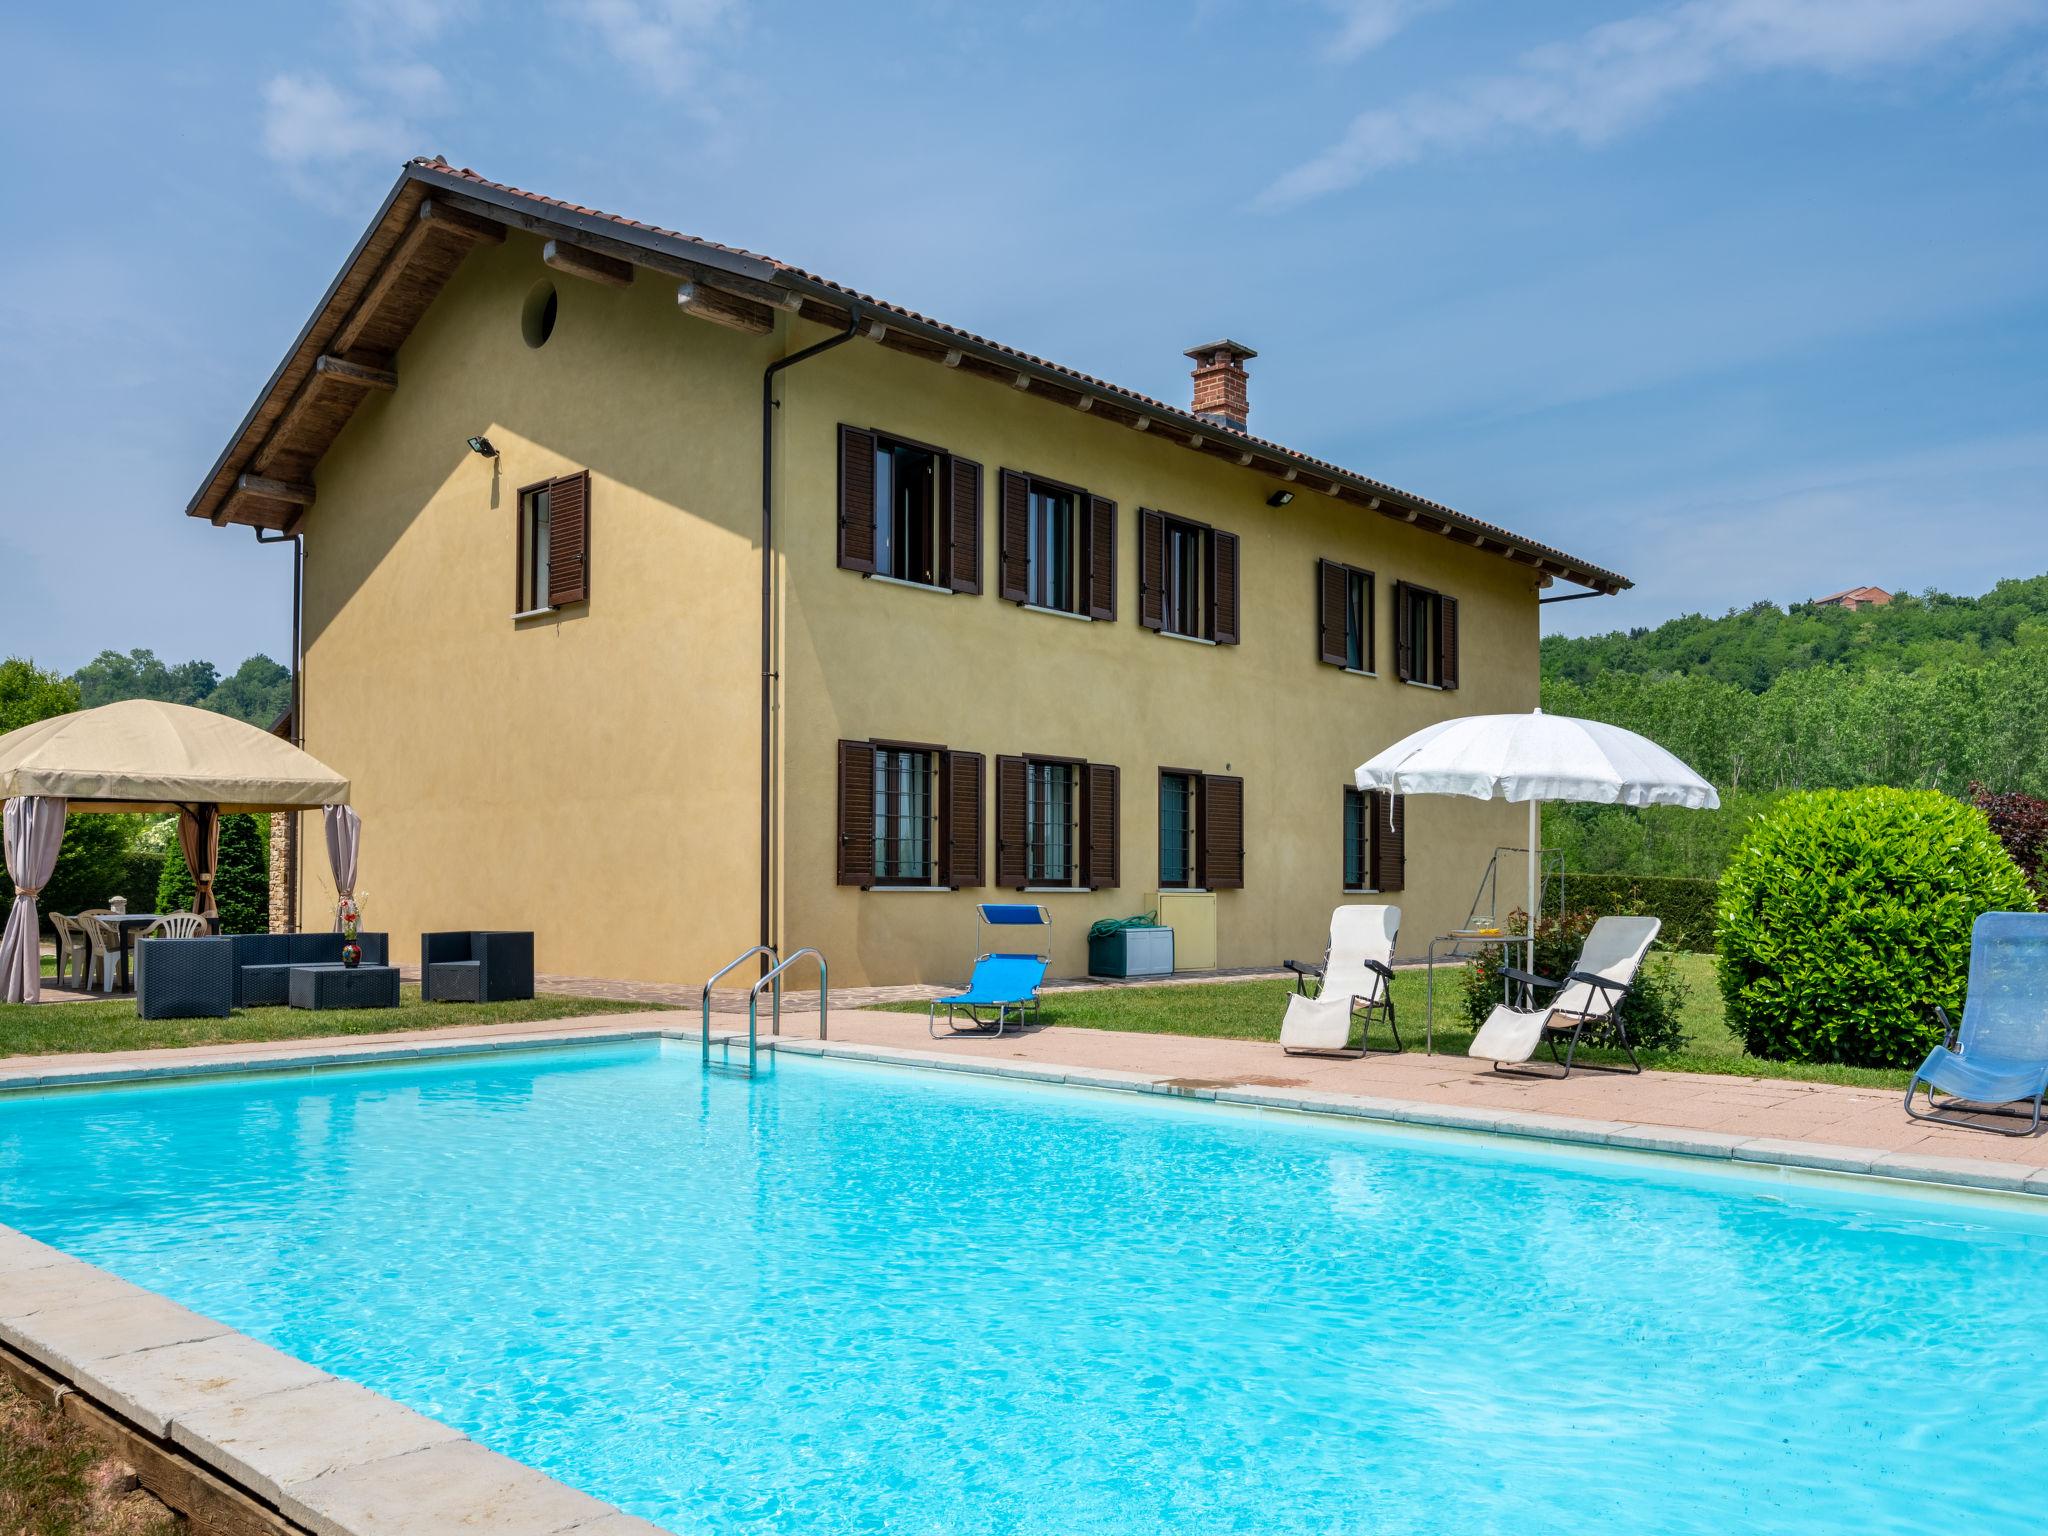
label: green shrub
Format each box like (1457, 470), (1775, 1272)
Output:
(1547, 873), (1718, 952)
(1715, 788), (2034, 1067)
(1461, 907), (1690, 1051)
(154, 814), (269, 933)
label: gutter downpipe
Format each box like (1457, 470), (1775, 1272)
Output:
(255, 526), (305, 931)
(760, 304), (861, 970)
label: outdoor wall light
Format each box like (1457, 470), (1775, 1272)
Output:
(1266, 489), (1295, 508)
(466, 435), (498, 458)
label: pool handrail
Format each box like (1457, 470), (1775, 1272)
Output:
(749, 948), (828, 1067)
(701, 946), (778, 1065)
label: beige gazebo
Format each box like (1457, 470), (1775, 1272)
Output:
(0, 700), (355, 1003)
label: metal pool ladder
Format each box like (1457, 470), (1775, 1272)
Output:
(699, 946), (829, 1075)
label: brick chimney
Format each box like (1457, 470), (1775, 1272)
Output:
(1185, 340), (1256, 431)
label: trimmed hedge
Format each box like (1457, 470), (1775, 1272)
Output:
(1716, 788), (2034, 1068)
(155, 813), (269, 934)
(1462, 906), (1690, 1051)
(1551, 873), (1717, 952)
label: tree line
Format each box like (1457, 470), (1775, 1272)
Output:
(1540, 575), (2048, 880)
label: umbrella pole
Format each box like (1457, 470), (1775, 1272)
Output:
(1527, 798), (1539, 977)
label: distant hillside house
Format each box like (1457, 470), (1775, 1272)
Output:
(186, 157), (1629, 986)
(1813, 586), (1893, 611)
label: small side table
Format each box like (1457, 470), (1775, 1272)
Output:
(1424, 931), (1532, 1054)
(288, 964), (401, 1011)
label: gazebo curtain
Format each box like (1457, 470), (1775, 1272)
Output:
(177, 805), (220, 924)
(323, 805), (361, 930)
(1, 796), (68, 1004)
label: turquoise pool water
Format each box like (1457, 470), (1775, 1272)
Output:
(0, 1041), (2041, 1534)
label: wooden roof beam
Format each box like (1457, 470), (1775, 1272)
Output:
(544, 239), (634, 289)
(332, 199), (501, 358)
(676, 282), (774, 335)
(235, 473), (314, 505)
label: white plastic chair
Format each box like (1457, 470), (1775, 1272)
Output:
(142, 913), (208, 940)
(1280, 905), (1403, 1056)
(79, 913), (124, 993)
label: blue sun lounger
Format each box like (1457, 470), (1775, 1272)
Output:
(929, 904), (1051, 1038)
(1904, 911), (2048, 1137)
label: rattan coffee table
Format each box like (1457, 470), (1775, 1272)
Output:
(287, 963), (400, 1010)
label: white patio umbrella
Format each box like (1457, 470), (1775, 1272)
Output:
(1355, 709), (1719, 968)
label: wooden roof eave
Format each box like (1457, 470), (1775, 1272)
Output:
(189, 163), (1631, 595)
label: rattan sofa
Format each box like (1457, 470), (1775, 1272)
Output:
(227, 932), (390, 1007)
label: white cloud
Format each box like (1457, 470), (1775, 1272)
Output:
(1325, 0), (1450, 60)
(1267, 0), (2046, 204)
(260, 74), (416, 171)
(562, 0), (740, 97)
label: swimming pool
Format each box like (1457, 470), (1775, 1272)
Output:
(0, 1039), (2040, 1534)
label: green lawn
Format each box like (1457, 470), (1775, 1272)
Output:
(0, 986), (665, 1059)
(885, 954), (1914, 1091)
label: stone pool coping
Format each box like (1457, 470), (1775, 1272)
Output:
(1, 1017), (2044, 1535)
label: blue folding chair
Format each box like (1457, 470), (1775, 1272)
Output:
(1904, 912), (2048, 1137)
(929, 904), (1051, 1038)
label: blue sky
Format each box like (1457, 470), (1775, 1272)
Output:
(3, 0), (2043, 673)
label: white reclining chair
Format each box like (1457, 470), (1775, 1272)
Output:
(1280, 905), (1402, 1057)
(1469, 916), (1661, 1078)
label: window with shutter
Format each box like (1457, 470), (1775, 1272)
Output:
(1370, 791), (1406, 893)
(1200, 773), (1245, 890)
(993, 755), (1031, 889)
(517, 472), (590, 613)
(1143, 510), (1238, 645)
(1082, 762), (1119, 889)
(836, 740), (876, 888)
(837, 425), (877, 574)
(1394, 582), (1450, 686)
(939, 749), (985, 888)
(947, 457), (983, 594)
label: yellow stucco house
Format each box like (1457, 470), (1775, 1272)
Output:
(190, 158), (1629, 988)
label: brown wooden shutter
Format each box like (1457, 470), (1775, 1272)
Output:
(1372, 791), (1406, 893)
(544, 471), (590, 607)
(946, 456), (982, 594)
(1361, 573), (1376, 673)
(837, 426), (876, 574)
(836, 740), (875, 888)
(1085, 495), (1117, 621)
(1439, 594), (1460, 690)
(1200, 774), (1245, 890)
(1082, 762), (1119, 890)
(1210, 529), (1240, 645)
(940, 749), (984, 888)
(993, 755), (1030, 889)
(1138, 509), (1166, 631)
(1318, 559), (1348, 666)
(1393, 582), (1416, 682)
(997, 471), (1031, 602)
